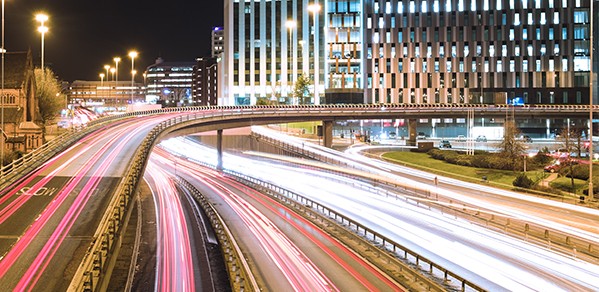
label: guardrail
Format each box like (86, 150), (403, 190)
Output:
(45, 103), (598, 290)
(220, 169), (480, 292)
(176, 177), (259, 292)
(252, 132), (599, 261)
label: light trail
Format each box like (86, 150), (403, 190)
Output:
(160, 136), (599, 291)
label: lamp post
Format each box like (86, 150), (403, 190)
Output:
(285, 19), (296, 104)
(99, 73), (105, 101)
(128, 51), (137, 104)
(588, 0), (594, 198)
(104, 65), (111, 81)
(36, 13), (48, 73)
(308, 3), (321, 105)
(113, 57), (121, 102)
(1, 0), (5, 167)
(110, 67), (116, 101)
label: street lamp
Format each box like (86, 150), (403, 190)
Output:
(113, 57), (121, 101)
(1, 0), (5, 167)
(308, 3), (321, 105)
(99, 73), (105, 101)
(36, 13), (48, 73)
(285, 19), (296, 104)
(110, 67), (116, 100)
(128, 51), (137, 104)
(588, 0), (594, 198)
(104, 64), (111, 81)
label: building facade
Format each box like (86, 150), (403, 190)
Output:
(68, 80), (145, 112)
(192, 57), (219, 106)
(212, 27), (225, 58)
(364, 0), (595, 106)
(223, 0), (325, 105)
(144, 58), (196, 107)
(1, 50), (43, 154)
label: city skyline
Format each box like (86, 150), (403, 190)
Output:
(3, 0), (223, 81)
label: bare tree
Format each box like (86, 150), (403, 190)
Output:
(498, 120), (527, 170)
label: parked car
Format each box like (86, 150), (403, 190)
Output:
(417, 132), (427, 139)
(544, 159), (579, 173)
(476, 135), (487, 142)
(439, 140), (452, 148)
(456, 135), (466, 142)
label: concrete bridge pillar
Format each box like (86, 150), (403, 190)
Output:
(216, 129), (223, 170)
(407, 119), (417, 146)
(323, 120), (333, 148)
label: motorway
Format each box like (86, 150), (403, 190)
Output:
(0, 114), (179, 290)
(149, 146), (404, 291)
(160, 135), (599, 291)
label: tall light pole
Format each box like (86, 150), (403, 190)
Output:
(104, 64), (111, 81)
(589, 0), (594, 198)
(1, 0), (5, 167)
(128, 51), (137, 104)
(110, 67), (116, 101)
(308, 3), (321, 105)
(99, 73), (105, 101)
(36, 13), (48, 73)
(285, 19), (296, 104)
(113, 57), (121, 102)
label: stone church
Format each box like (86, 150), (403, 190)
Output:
(1, 50), (43, 156)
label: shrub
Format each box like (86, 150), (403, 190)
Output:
(513, 173), (534, 188)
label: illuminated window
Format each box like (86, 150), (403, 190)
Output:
(554, 12), (559, 24)
(471, 0), (476, 11)
(446, 60), (452, 71)
(535, 0), (541, 8)
(422, 0), (428, 12)
(523, 59), (528, 72)
(549, 28), (554, 40)
(509, 60), (515, 72)
(562, 28), (567, 39)
(528, 13), (533, 25)
(502, 45), (508, 57)
(379, 17), (384, 28)
(536, 59), (541, 71)
(373, 32), (380, 43)
(386, 1), (392, 13)
(514, 13), (520, 25)
(458, 0), (464, 11)
(527, 44), (533, 56)
(497, 60), (502, 72)
(540, 12), (546, 25)
(540, 44), (546, 56)
(562, 58), (568, 71)
(509, 29), (515, 40)
(523, 28), (528, 39)
(549, 59), (554, 71)
(497, 0), (502, 9)
(415, 45), (420, 57)
(484, 0), (489, 10)
(434, 0), (440, 12)
(562, 0), (567, 8)
(554, 44), (560, 55)
(510, 0), (515, 9)
(374, 1), (379, 12)
(446, 0), (452, 11)
(484, 60), (489, 72)
(398, 2), (404, 13)
(515, 46), (520, 56)
(522, 0), (528, 9)
(410, 1), (416, 13)
(464, 45), (469, 57)
(489, 45), (495, 56)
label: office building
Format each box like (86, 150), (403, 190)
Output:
(68, 80), (145, 112)
(192, 57), (219, 106)
(144, 57), (195, 107)
(212, 27), (225, 58)
(365, 0), (595, 106)
(223, 0), (325, 105)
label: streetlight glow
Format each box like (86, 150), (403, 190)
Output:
(36, 13), (49, 73)
(128, 51), (138, 103)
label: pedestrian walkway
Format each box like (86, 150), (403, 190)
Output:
(540, 172), (558, 187)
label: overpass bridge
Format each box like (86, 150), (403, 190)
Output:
(0, 103), (597, 291)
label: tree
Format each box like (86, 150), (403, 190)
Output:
(291, 74), (312, 104)
(498, 120), (527, 170)
(35, 68), (65, 127)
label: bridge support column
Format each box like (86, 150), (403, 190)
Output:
(323, 120), (333, 148)
(217, 129), (223, 170)
(407, 119), (417, 146)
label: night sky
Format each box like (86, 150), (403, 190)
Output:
(4, 0), (224, 82)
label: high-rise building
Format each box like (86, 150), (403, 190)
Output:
(192, 57), (219, 106)
(144, 57), (196, 107)
(365, 0), (594, 106)
(224, 0), (595, 108)
(212, 27), (225, 58)
(223, 0), (325, 105)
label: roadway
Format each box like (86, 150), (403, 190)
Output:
(0, 114), (177, 290)
(151, 145), (405, 291)
(159, 133), (599, 291)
